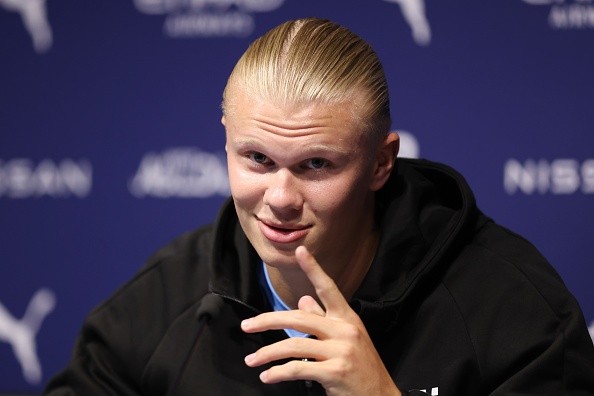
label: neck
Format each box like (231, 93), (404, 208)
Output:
(266, 227), (380, 309)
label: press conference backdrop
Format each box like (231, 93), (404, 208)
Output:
(1, 0), (593, 392)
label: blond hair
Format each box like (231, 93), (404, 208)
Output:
(222, 18), (391, 141)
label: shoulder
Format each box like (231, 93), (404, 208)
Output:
(445, 221), (571, 317)
(77, 225), (216, 375)
(90, 224), (215, 321)
(440, 221), (593, 382)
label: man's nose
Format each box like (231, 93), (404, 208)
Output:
(263, 169), (303, 212)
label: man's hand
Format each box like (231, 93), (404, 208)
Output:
(241, 246), (401, 396)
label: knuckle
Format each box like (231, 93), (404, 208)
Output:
(328, 359), (351, 380)
(285, 360), (304, 378)
(341, 343), (357, 360)
(342, 323), (362, 341)
(267, 360), (303, 381)
(293, 337), (309, 349)
(293, 310), (308, 321)
(252, 348), (268, 363)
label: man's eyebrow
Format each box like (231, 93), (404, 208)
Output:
(301, 144), (351, 156)
(231, 138), (351, 156)
(230, 137), (260, 148)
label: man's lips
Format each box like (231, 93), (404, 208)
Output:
(257, 219), (311, 244)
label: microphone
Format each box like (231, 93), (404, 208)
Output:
(166, 293), (224, 396)
(195, 293), (224, 321)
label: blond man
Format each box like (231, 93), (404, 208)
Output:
(46, 18), (594, 395)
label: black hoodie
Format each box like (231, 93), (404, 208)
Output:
(45, 158), (594, 395)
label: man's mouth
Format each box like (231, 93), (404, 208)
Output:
(257, 219), (311, 244)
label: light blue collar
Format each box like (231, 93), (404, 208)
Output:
(259, 262), (309, 338)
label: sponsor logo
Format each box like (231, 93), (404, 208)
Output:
(0, 288), (56, 384)
(383, 0), (431, 46)
(0, 0), (52, 53)
(0, 158), (93, 199)
(504, 158), (594, 195)
(132, 0), (285, 38)
(521, 0), (594, 29)
(396, 130), (421, 159)
(129, 147), (230, 198)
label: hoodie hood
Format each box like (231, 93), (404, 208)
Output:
(209, 199), (267, 310)
(352, 159), (485, 326)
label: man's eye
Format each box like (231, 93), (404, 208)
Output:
(249, 152), (272, 165)
(306, 158), (328, 170)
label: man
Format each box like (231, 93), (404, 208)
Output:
(45, 18), (594, 395)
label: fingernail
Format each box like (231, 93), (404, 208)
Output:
(241, 318), (252, 330)
(244, 353), (255, 365)
(259, 370), (268, 382)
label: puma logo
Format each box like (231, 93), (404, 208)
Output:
(383, 0), (431, 46)
(0, 288), (56, 384)
(0, 0), (52, 53)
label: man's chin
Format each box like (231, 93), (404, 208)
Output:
(257, 246), (300, 268)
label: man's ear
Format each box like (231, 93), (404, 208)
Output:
(221, 116), (228, 153)
(370, 132), (399, 191)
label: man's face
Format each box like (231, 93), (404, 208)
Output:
(223, 88), (386, 270)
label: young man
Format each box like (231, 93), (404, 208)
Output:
(45, 18), (594, 395)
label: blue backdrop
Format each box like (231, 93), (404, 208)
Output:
(1, 0), (593, 392)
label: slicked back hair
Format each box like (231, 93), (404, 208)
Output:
(222, 18), (391, 143)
